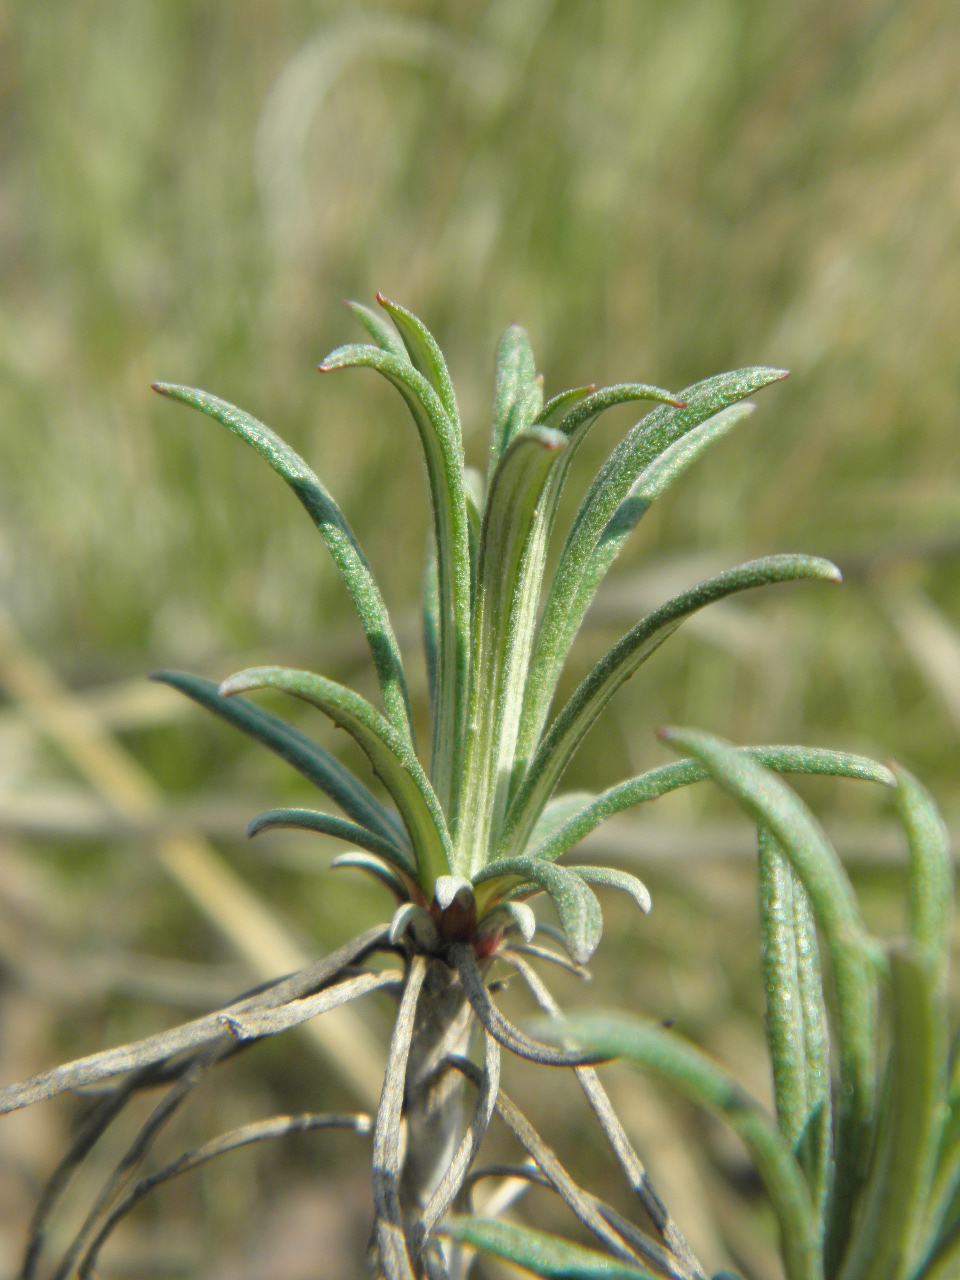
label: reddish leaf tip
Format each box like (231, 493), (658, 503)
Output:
(375, 291), (388, 306)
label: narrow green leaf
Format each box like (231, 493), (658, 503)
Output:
(502, 556), (841, 862)
(600, 403), (754, 547)
(318, 341), (470, 815)
(464, 465), (484, 604)
(656, 728), (881, 1273)
(343, 299), (408, 362)
(219, 666), (452, 894)
(422, 536), (439, 712)
(517, 368), (787, 771)
(893, 764), (954, 977)
(791, 857), (832, 1227)
(492, 381), (688, 831)
(489, 323), (537, 474)
(152, 671), (408, 851)
(329, 851), (410, 901)
(457, 426), (568, 875)
(503, 375), (545, 454)
(758, 829), (831, 1228)
(152, 384), (414, 746)
(527, 748), (894, 864)
(536, 384), (595, 427)
(376, 293), (460, 434)
(246, 807), (417, 879)
(568, 866), (652, 915)
(536, 1015), (823, 1280)
(439, 1216), (656, 1279)
(839, 946), (946, 1280)
(473, 856), (602, 964)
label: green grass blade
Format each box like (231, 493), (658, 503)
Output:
(536, 1015), (823, 1280)
(343, 299), (408, 362)
(318, 341), (470, 816)
(473, 856), (602, 963)
(376, 293), (460, 434)
(516, 368), (787, 770)
(457, 426), (568, 874)
(501, 556), (841, 861)
(567, 866), (651, 915)
(439, 1217), (656, 1279)
(489, 323), (537, 475)
(246, 807), (417, 879)
(152, 671), (408, 851)
(759, 829), (831, 1228)
(656, 728), (881, 1275)
(893, 764), (954, 976)
(839, 947), (946, 1280)
(219, 666), (453, 894)
(152, 384), (414, 746)
(528, 748), (894, 863)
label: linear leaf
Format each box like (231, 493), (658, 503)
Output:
(656, 728), (881, 1273)
(473, 857), (602, 964)
(422, 536), (439, 712)
(376, 293), (460, 434)
(503, 376), (545, 454)
(440, 1217), (656, 1279)
(568, 866), (652, 915)
(839, 947), (946, 1280)
(318, 341), (470, 815)
(893, 764), (954, 977)
(758, 829), (831, 1229)
(502, 556), (841, 861)
(219, 667), (452, 893)
(329, 852), (410, 901)
(517, 367), (787, 771)
(527, 748), (895, 863)
(152, 384), (414, 745)
(536, 384), (595, 426)
(489, 323), (537, 475)
(457, 426), (568, 874)
(152, 671), (407, 851)
(343, 299), (408, 362)
(247, 807), (417, 879)
(536, 1015), (822, 1280)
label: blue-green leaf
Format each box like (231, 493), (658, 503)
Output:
(527, 748), (894, 864)
(893, 764), (954, 978)
(516, 368), (787, 771)
(656, 727), (881, 1272)
(152, 384), (414, 746)
(152, 671), (407, 851)
(219, 666), (452, 894)
(457, 426), (568, 875)
(343, 298), (408, 362)
(488, 323), (537, 475)
(318, 341), (470, 816)
(568, 866), (651, 915)
(535, 1015), (822, 1280)
(329, 851), (410, 901)
(246, 807), (417, 879)
(376, 294), (460, 434)
(501, 556), (841, 862)
(473, 856), (602, 964)
(439, 1217), (656, 1279)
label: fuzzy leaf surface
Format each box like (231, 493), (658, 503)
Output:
(567, 866), (652, 915)
(318, 342), (470, 815)
(219, 667), (452, 892)
(344, 299), (408, 362)
(488, 323), (537, 475)
(473, 856), (602, 963)
(537, 1015), (822, 1280)
(440, 1217), (656, 1279)
(517, 367), (787, 769)
(376, 294), (460, 434)
(528, 747), (894, 864)
(152, 384), (413, 745)
(247, 807), (417, 879)
(502, 555), (841, 861)
(458, 426), (568, 873)
(152, 671), (408, 851)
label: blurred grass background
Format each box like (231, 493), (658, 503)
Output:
(0, 1), (959, 1277)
